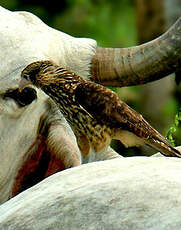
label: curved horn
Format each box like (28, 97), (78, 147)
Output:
(91, 17), (181, 87)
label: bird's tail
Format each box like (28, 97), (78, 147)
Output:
(144, 136), (181, 158)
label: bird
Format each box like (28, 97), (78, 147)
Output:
(19, 60), (181, 158)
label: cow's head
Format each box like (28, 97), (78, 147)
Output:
(0, 6), (180, 203)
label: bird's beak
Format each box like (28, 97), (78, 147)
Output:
(19, 78), (31, 92)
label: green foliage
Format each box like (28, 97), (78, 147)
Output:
(163, 97), (178, 117)
(167, 109), (181, 146)
(52, 0), (137, 47)
(0, 0), (19, 9)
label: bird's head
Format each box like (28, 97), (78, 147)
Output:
(19, 60), (57, 91)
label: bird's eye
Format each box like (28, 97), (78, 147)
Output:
(3, 87), (37, 107)
(23, 74), (29, 80)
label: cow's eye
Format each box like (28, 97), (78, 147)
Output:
(17, 87), (37, 107)
(3, 87), (37, 107)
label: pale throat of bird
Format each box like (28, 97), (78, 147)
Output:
(40, 82), (96, 136)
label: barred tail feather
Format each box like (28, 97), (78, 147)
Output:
(145, 137), (181, 158)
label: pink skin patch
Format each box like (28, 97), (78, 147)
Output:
(12, 136), (66, 197)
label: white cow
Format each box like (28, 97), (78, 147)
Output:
(0, 5), (180, 208)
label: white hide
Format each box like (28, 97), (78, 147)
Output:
(1, 156), (181, 230)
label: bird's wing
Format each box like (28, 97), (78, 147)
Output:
(75, 81), (151, 133)
(75, 81), (181, 157)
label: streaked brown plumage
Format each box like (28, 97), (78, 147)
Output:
(19, 60), (181, 158)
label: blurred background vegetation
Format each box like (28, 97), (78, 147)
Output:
(1, 0), (181, 156)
